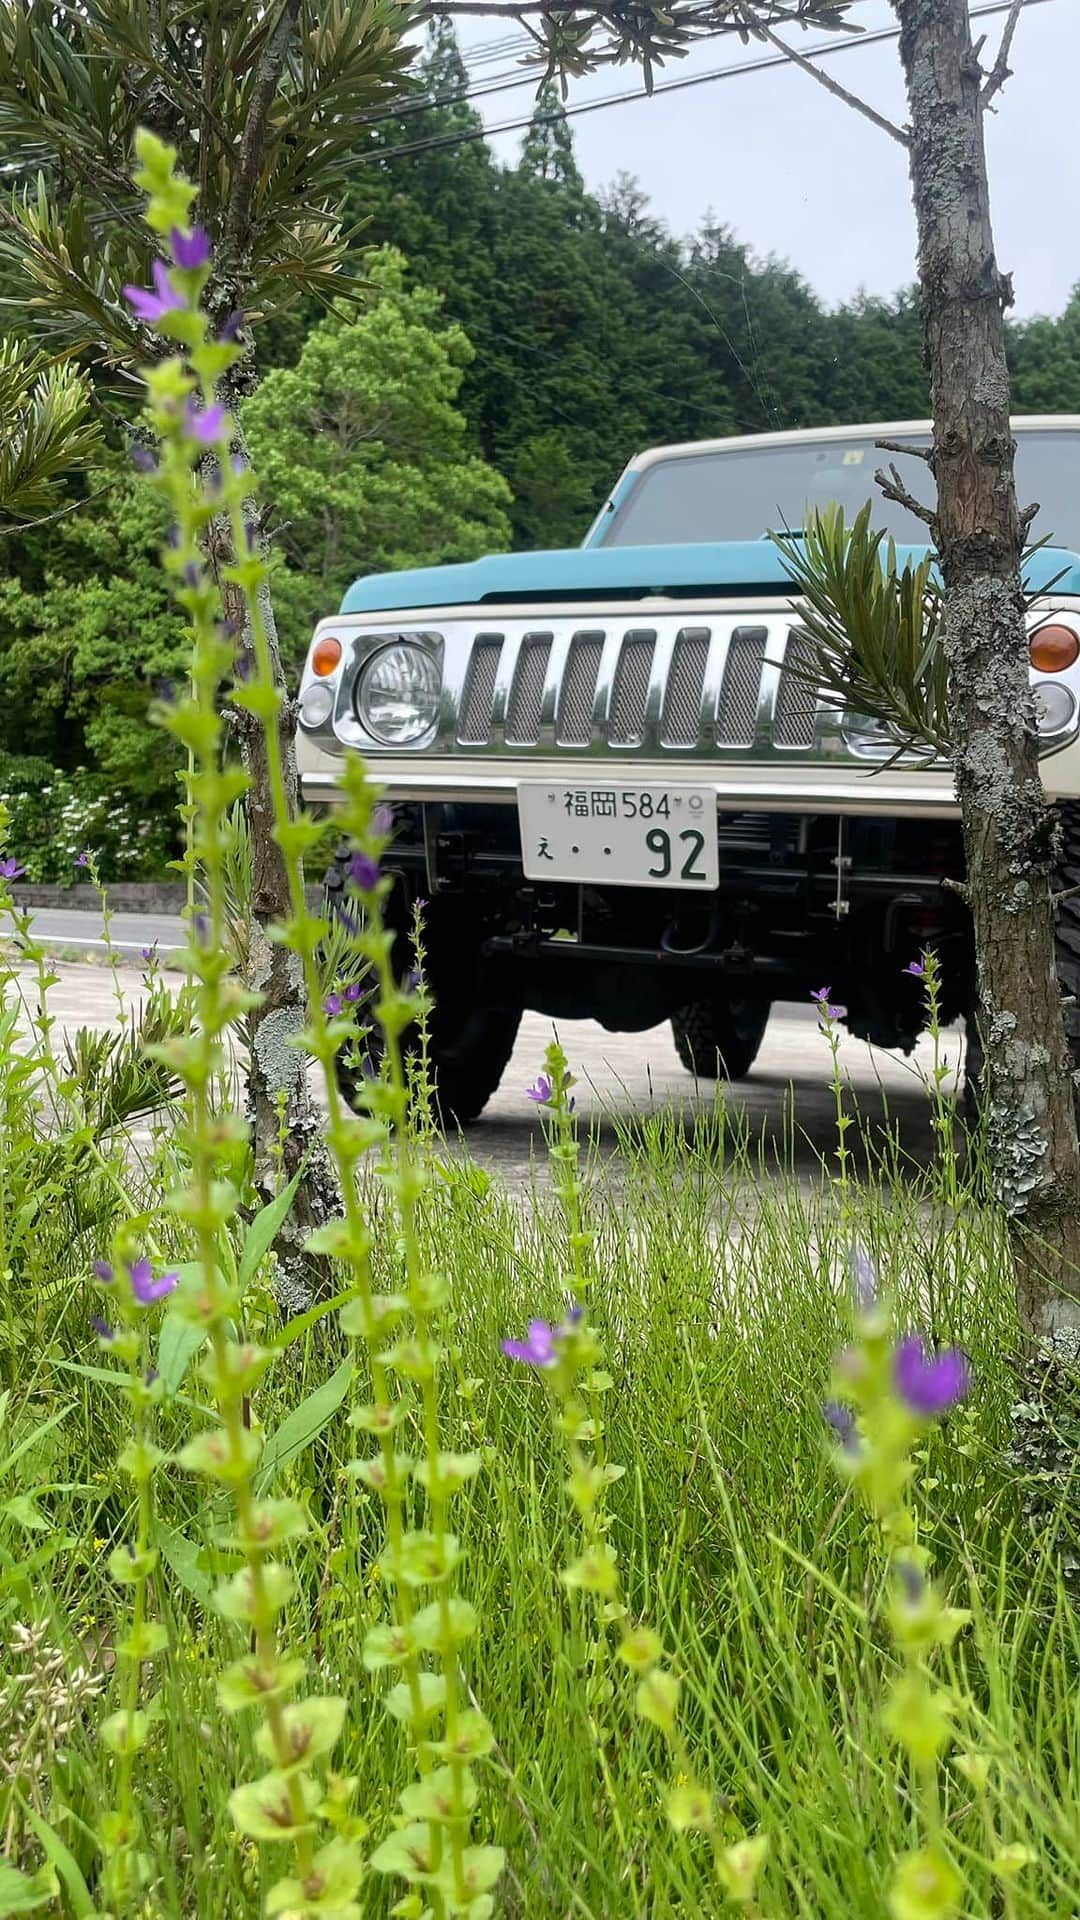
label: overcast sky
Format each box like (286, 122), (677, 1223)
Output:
(456, 0), (1077, 319)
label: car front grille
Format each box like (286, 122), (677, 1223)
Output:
(447, 616), (823, 755)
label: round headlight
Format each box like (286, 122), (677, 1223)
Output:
(357, 643), (440, 745)
(1033, 682), (1076, 737)
(299, 682), (334, 729)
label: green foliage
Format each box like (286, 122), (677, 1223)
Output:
(244, 250), (512, 651)
(0, 340), (102, 521)
(0, 0), (413, 359)
(772, 502), (950, 755)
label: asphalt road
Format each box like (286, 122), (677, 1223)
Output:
(11, 921), (964, 1184)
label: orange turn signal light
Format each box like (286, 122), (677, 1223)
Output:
(311, 634), (343, 678)
(1029, 623), (1079, 674)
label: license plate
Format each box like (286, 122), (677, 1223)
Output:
(519, 782), (718, 889)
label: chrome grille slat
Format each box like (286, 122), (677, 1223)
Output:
(457, 635), (503, 745)
(716, 627), (767, 747)
(556, 633), (605, 746)
(773, 629), (820, 749)
(505, 633), (552, 745)
(607, 630), (655, 745)
(660, 628), (710, 747)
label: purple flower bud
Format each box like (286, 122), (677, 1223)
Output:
(153, 677), (177, 707)
(893, 1335), (970, 1417)
(896, 1559), (926, 1604)
(181, 561), (202, 589)
(903, 959), (926, 978)
(124, 259), (183, 324)
(90, 1316), (114, 1343)
(140, 945), (157, 966)
(93, 1259), (114, 1284)
(0, 856), (26, 879)
(348, 851), (380, 892)
(822, 1400), (859, 1453)
(324, 993), (343, 1017)
(526, 1074), (554, 1105)
(170, 225), (211, 271)
(501, 1319), (558, 1368)
(128, 1256), (178, 1308)
(75, 850), (90, 869)
(144, 1368), (160, 1387)
(184, 401), (227, 447)
(233, 653), (254, 683)
(343, 980), (364, 1004)
(848, 1245), (878, 1311)
(219, 310), (245, 343)
(130, 445), (158, 475)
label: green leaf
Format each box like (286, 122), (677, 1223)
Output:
(238, 1169), (302, 1291)
(16, 1803), (94, 1919)
(154, 1524), (214, 1609)
(0, 1864), (59, 1914)
(254, 1357), (352, 1494)
(157, 1280), (209, 1394)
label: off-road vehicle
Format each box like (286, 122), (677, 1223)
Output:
(296, 418), (1080, 1121)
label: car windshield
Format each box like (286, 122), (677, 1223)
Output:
(599, 429), (1079, 553)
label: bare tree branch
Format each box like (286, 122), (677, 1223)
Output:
(1019, 500), (1041, 539)
(876, 437), (935, 467)
(755, 23), (910, 144)
(874, 462), (937, 530)
(981, 0), (1024, 105)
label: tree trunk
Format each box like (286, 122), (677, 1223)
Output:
(210, 399), (338, 1312)
(894, 0), (1080, 1341)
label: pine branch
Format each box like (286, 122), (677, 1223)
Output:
(222, 0), (303, 260)
(981, 0), (1024, 106)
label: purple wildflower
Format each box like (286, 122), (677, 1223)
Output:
(140, 945), (157, 966)
(170, 225), (211, 271)
(93, 1259), (114, 1284)
(130, 445), (157, 475)
(128, 1257), (178, 1308)
(343, 980), (364, 1004)
(848, 1244), (878, 1311)
(181, 561), (202, 589)
(325, 993), (344, 1017)
(896, 1559), (926, 1604)
(501, 1319), (558, 1368)
(0, 856), (25, 879)
(233, 654), (254, 683)
(184, 401), (227, 447)
(90, 1316), (114, 1343)
(124, 259), (183, 324)
(526, 1074), (553, 1105)
(903, 959), (926, 978)
(822, 1400), (859, 1453)
(893, 1334), (970, 1417)
(348, 851), (380, 892)
(219, 310), (245, 343)
(811, 985), (847, 1023)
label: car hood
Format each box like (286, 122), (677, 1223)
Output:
(338, 541), (1080, 614)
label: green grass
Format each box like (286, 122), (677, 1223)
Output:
(2, 1062), (1078, 1918)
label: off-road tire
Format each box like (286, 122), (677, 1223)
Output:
(671, 996), (772, 1082)
(323, 846), (520, 1127)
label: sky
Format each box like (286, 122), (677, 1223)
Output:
(455, 0), (1078, 320)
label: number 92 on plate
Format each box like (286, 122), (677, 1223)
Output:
(518, 782), (718, 890)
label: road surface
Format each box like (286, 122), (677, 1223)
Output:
(10, 919), (963, 1183)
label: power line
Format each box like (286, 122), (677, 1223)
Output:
(363, 0), (1055, 165)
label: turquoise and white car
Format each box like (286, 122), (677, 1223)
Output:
(297, 418), (1080, 1120)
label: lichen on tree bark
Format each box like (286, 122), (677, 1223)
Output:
(894, 0), (1080, 1338)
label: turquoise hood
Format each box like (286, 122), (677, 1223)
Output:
(339, 542), (1080, 614)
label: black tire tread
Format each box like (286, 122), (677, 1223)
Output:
(671, 997), (771, 1082)
(323, 842), (519, 1125)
